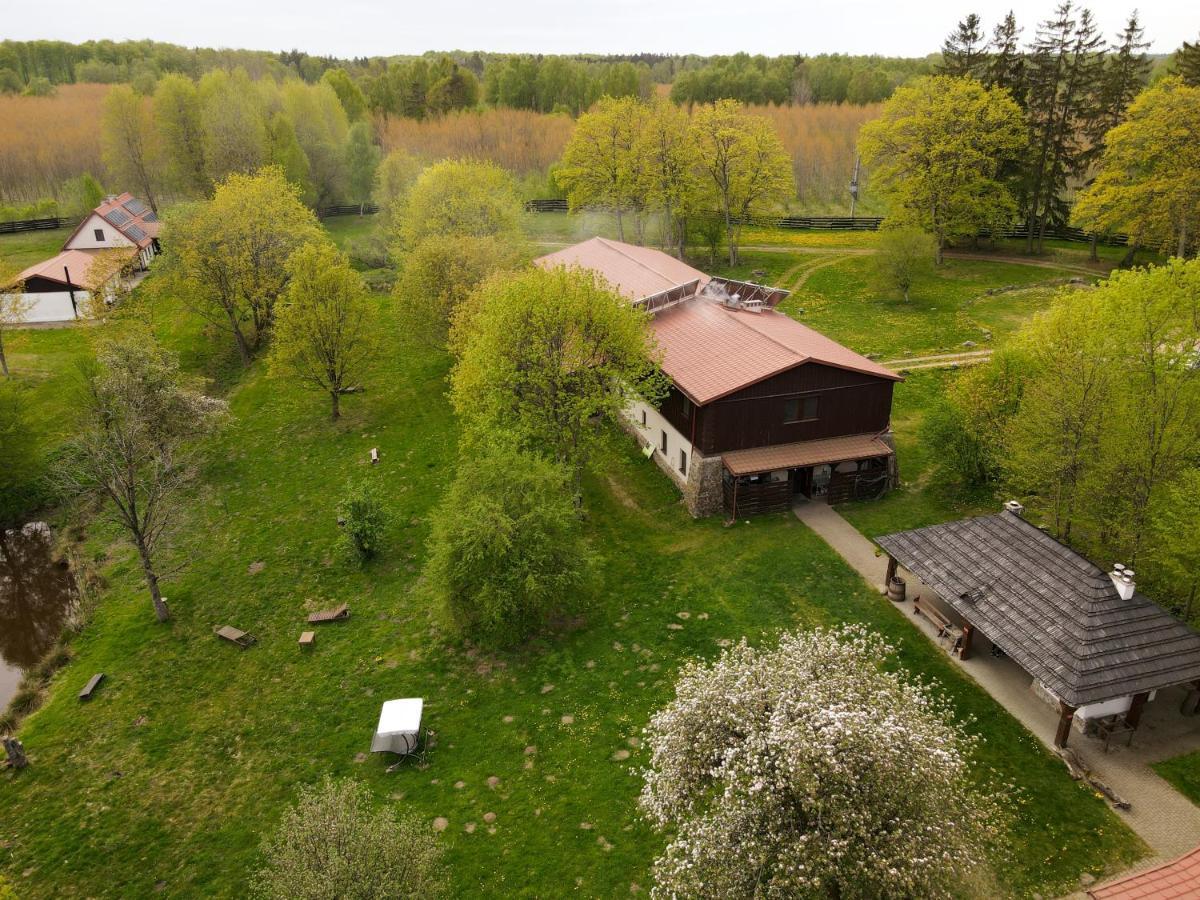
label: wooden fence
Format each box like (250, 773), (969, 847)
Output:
(308, 203), (1132, 246)
(0, 216), (77, 235)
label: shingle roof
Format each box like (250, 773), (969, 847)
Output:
(535, 237), (710, 302)
(722, 433), (893, 475)
(877, 512), (1200, 708)
(1088, 844), (1200, 898)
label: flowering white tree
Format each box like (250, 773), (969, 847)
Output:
(639, 626), (1002, 899)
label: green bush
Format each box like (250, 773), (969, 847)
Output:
(337, 478), (388, 561)
(253, 777), (445, 900)
(424, 444), (590, 645)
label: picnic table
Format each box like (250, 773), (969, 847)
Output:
(370, 698), (423, 755)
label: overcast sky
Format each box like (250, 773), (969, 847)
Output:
(5, 0), (1196, 57)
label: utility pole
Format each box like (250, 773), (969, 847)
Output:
(849, 155), (861, 218)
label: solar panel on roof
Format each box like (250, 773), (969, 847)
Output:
(142, 211), (158, 223)
(103, 208), (131, 227)
(122, 198), (148, 216)
(125, 225), (147, 242)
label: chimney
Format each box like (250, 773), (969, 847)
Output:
(1003, 500), (1024, 517)
(1109, 564), (1136, 600)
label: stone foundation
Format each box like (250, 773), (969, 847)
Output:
(684, 451), (725, 518)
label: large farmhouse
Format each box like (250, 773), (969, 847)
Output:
(7, 193), (160, 323)
(535, 237), (902, 518)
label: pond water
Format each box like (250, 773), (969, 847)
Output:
(0, 522), (78, 710)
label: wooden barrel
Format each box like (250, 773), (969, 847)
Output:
(887, 576), (906, 603)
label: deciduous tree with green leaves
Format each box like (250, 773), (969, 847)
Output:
(1073, 77), (1200, 259)
(344, 121), (381, 215)
(58, 332), (227, 622)
(254, 777), (445, 900)
(154, 73), (208, 196)
(101, 84), (161, 212)
(691, 99), (793, 266)
(859, 75), (1024, 264)
(873, 225), (935, 302)
(424, 443), (590, 645)
(636, 97), (701, 258)
(395, 234), (526, 350)
(449, 265), (665, 500)
(554, 96), (647, 243)
(269, 242), (377, 420)
(167, 167), (322, 366)
(397, 159), (523, 247)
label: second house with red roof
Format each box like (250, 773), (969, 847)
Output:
(536, 237), (903, 518)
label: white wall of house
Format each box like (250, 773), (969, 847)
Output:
(7, 290), (88, 324)
(65, 215), (135, 251)
(624, 399), (695, 489)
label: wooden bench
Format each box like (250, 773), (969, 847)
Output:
(215, 625), (257, 648)
(307, 603), (350, 624)
(299, 631), (315, 650)
(913, 597), (964, 652)
(79, 673), (105, 701)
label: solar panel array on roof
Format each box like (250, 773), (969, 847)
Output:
(104, 208), (131, 227)
(123, 198), (149, 216)
(143, 212), (158, 223)
(125, 224), (147, 242)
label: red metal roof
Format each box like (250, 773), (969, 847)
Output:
(535, 237), (899, 404)
(722, 433), (893, 475)
(535, 237), (710, 302)
(1089, 847), (1200, 899)
(15, 248), (132, 288)
(64, 192), (160, 250)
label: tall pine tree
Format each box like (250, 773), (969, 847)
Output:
(939, 14), (989, 78)
(1176, 36), (1200, 87)
(1023, 2), (1105, 253)
(987, 12), (1026, 105)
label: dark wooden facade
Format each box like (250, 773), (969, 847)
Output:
(659, 362), (895, 456)
(20, 275), (74, 293)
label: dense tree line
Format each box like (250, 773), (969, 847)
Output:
(671, 53), (933, 106)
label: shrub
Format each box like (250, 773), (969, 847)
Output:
(640, 626), (1003, 898)
(337, 478), (388, 561)
(424, 444), (590, 645)
(873, 224), (936, 301)
(253, 777), (445, 900)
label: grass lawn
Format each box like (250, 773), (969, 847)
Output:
(1153, 752), (1200, 807)
(0, 221), (1149, 897)
(781, 254), (1083, 360)
(0, 226), (74, 273)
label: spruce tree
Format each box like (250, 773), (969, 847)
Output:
(1023, 2), (1106, 253)
(987, 11), (1026, 105)
(1176, 36), (1200, 87)
(939, 14), (988, 78)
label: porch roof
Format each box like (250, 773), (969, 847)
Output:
(722, 433), (893, 476)
(1088, 843), (1200, 898)
(877, 511), (1200, 708)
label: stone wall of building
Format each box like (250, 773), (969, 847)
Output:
(684, 451), (725, 518)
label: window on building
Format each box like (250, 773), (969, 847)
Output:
(93, 228), (105, 241)
(661, 429), (668, 452)
(679, 449), (688, 475)
(784, 396), (819, 423)
(681, 395), (692, 418)
(641, 409), (647, 427)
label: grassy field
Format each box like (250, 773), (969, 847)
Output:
(0, 217), (1151, 897)
(1155, 752), (1200, 807)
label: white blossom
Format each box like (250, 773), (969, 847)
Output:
(639, 626), (1004, 898)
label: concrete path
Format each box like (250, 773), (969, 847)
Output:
(793, 500), (1200, 870)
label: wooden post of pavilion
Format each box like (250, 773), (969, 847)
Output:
(1054, 702), (1077, 748)
(1126, 691), (1150, 729)
(959, 623), (975, 660)
(884, 556), (898, 594)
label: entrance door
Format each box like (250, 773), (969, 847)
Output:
(792, 467), (813, 497)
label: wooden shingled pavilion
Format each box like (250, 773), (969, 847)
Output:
(877, 505), (1200, 748)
